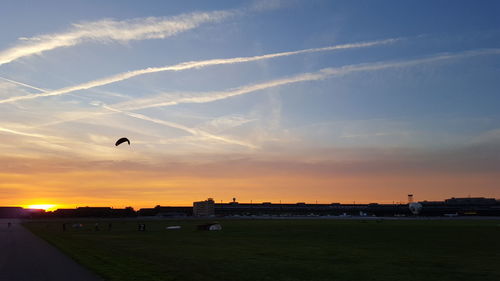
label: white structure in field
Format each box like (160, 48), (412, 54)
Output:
(208, 223), (222, 231)
(409, 202), (423, 215)
(408, 194), (423, 215)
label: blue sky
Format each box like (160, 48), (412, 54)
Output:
(0, 0), (499, 207)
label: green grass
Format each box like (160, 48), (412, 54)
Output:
(24, 219), (500, 281)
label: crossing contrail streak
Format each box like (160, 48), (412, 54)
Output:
(102, 106), (257, 148)
(4, 48), (498, 149)
(0, 76), (256, 148)
(112, 48), (500, 111)
(0, 38), (398, 104)
(0, 76), (48, 92)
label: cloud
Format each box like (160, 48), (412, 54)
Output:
(197, 115), (257, 133)
(0, 38), (398, 104)
(0, 10), (234, 67)
(0, 126), (54, 139)
(4, 47), (499, 146)
(339, 132), (411, 139)
(111, 48), (500, 111)
(2, 133), (499, 207)
(113, 72), (329, 110)
(0, 79), (257, 153)
(7, 47), (498, 138)
(102, 105), (257, 149)
(2, 141), (499, 175)
(0, 77), (255, 151)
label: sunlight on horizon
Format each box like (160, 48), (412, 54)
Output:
(25, 204), (58, 211)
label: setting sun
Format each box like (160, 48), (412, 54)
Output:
(26, 204), (57, 211)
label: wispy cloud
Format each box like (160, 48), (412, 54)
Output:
(198, 115), (257, 133)
(0, 10), (234, 67)
(339, 132), (411, 138)
(0, 126), (54, 139)
(112, 48), (500, 111)
(8, 47), (498, 136)
(102, 105), (257, 149)
(0, 77), (255, 148)
(0, 38), (397, 104)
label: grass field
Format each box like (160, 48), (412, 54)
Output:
(24, 219), (500, 281)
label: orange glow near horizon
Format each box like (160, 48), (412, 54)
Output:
(2, 167), (498, 210)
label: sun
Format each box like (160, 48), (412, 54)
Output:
(26, 204), (57, 211)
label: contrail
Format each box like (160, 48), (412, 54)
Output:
(6, 48), (499, 145)
(0, 76), (256, 148)
(0, 76), (48, 92)
(0, 10), (234, 67)
(0, 126), (54, 139)
(0, 38), (398, 104)
(112, 48), (500, 111)
(102, 106), (257, 148)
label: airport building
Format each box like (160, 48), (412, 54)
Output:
(138, 197), (500, 217)
(210, 197), (500, 217)
(4, 197), (497, 218)
(193, 198), (215, 216)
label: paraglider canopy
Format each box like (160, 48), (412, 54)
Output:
(115, 137), (130, 146)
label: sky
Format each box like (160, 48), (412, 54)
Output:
(0, 0), (499, 210)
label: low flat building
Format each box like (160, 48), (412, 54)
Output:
(0, 207), (45, 218)
(445, 197), (497, 205)
(0, 207), (25, 218)
(138, 206), (192, 217)
(53, 207), (136, 218)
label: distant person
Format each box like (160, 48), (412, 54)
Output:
(7, 222), (11, 228)
(138, 223), (146, 231)
(108, 222), (112, 231)
(62, 223), (66, 232)
(94, 223), (100, 231)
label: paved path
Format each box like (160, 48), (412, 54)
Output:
(0, 219), (103, 281)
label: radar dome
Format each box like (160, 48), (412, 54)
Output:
(409, 202), (423, 215)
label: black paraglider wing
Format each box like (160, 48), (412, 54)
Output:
(115, 137), (130, 146)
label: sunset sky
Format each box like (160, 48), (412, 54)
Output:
(1, 0), (499, 210)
